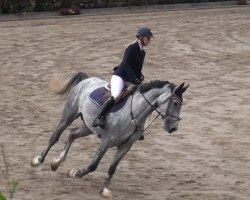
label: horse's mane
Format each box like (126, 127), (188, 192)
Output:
(139, 80), (175, 93)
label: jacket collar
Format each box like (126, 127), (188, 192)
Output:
(137, 40), (143, 51)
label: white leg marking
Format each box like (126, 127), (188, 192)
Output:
(102, 188), (112, 198)
(31, 156), (42, 167)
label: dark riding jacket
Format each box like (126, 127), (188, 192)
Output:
(113, 41), (145, 85)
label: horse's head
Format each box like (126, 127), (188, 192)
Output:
(157, 82), (189, 133)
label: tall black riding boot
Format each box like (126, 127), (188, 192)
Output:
(92, 96), (115, 129)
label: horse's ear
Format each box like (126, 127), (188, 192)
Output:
(180, 82), (185, 89)
(182, 84), (189, 93)
(173, 82), (184, 95)
(173, 82), (189, 95)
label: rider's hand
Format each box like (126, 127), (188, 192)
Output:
(134, 79), (142, 85)
(140, 75), (144, 82)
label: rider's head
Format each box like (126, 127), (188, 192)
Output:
(136, 26), (154, 46)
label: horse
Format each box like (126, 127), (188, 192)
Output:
(31, 72), (189, 197)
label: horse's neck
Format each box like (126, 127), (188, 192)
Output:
(133, 89), (163, 119)
(141, 89), (163, 105)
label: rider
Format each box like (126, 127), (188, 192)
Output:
(92, 26), (154, 129)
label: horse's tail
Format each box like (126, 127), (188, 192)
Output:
(50, 72), (89, 96)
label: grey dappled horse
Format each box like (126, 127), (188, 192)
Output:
(31, 72), (189, 197)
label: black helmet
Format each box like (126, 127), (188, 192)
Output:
(136, 26), (154, 38)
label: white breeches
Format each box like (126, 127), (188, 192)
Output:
(110, 75), (125, 100)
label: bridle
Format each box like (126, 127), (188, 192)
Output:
(140, 92), (182, 121)
(130, 91), (182, 132)
(164, 94), (183, 122)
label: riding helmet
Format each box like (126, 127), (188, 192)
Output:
(136, 27), (154, 38)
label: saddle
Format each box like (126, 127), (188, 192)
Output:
(104, 83), (137, 102)
(89, 83), (137, 112)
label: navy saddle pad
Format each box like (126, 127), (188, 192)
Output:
(89, 87), (129, 113)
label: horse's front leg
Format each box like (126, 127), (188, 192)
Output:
(67, 138), (110, 178)
(101, 144), (132, 197)
(51, 123), (93, 171)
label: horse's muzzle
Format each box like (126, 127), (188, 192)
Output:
(164, 121), (178, 133)
(169, 127), (177, 133)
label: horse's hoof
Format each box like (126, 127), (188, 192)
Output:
(51, 159), (59, 171)
(67, 169), (80, 178)
(102, 188), (112, 198)
(31, 156), (42, 167)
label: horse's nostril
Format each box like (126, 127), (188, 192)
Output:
(170, 128), (177, 133)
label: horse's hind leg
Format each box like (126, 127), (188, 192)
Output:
(31, 102), (79, 167)
(51, 123), (93, 171)
(67, 139), (110, 178)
